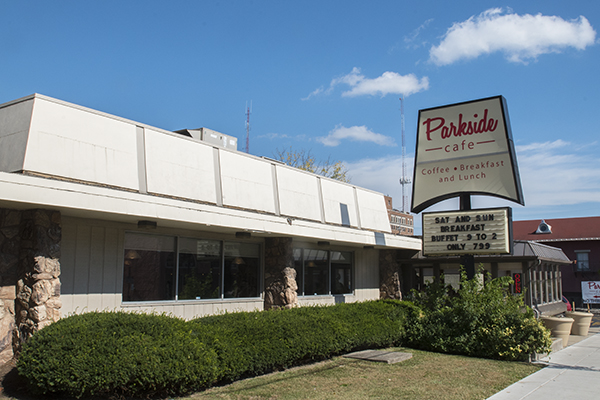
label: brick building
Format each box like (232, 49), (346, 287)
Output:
(513, 217), (600, 307)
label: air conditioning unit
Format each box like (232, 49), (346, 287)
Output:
(173, 128), (238, 151)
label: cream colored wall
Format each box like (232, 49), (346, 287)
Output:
(60, 217), (382, 319)
(1, 95), (400, 240)
(0, 97), (33, 172)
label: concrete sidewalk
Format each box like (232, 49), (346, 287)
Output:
(488, 327), (600, 399)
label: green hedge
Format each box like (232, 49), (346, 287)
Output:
(17, 280), (551, 398)
(17, 300), (415, 398)
(404, 271), (552, 361)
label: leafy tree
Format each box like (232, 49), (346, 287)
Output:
(273, 147), (351, 183)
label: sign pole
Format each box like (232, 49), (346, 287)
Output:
(459, 194), (476, 280)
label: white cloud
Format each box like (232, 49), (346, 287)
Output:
(403, 18), (434, 48)
(430, 8), (596, 66)
(516, 139), (569, 152)
(256, 132), (292, 140)
(305, 67), (429, 99)
(317, 125), (396, 147)
(301, 86), (324, 101)
(516, 140), (600, 206)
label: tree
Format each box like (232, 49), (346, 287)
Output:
(273, 147), (351, 183)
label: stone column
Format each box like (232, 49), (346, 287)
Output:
(264, 237), (298, 310)
(379, 249), (402, 300)
(0, 209), (20, 364)
(13, 209), (61, 356)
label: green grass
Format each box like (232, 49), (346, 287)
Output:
(186, 347), (542, 400)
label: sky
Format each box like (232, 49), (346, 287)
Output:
(1, 1), (599, 234)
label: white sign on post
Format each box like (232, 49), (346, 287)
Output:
(411, 96), (524, 214)
(582, 281), (600, 304)
(422, 207), (512, 256)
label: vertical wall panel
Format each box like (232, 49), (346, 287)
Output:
(73, 226), (91, 295)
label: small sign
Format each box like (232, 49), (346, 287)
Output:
(513, 273), (522, 294)
(422, 207), (512, 256)
(582, 281), (600, 304)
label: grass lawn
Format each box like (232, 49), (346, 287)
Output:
(187, 347), (542, 400)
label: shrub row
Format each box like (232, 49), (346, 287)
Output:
(17, 273), (552, 398)
(17, 300), (416, 398)
(404, 271), (552, 361)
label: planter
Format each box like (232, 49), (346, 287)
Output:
(541, 316), (574, 346)
(565, 311), (593, 336)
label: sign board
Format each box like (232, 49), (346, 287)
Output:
(422, 207), (512, 256)
(513, 273), (522, 294)
(582, 281), (600, 304)
(411, 96), (524, 213)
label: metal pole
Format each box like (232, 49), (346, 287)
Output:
(460, 194), (475, 280)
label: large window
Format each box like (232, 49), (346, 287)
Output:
(293, 248), (353, 296)
(123, 233), (260, 302)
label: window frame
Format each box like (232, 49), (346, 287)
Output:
(575, 250), (590, 271)
(122, 231), (262, 303)
(293, 247), (354, 297)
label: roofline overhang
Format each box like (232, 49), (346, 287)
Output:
(0, 172), (422, 251)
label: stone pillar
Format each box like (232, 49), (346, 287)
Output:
(13, 209), (61, 357)
(379, 249), (402, 300)
(264, 237), (298, 310)
(0, 209), (20, 364)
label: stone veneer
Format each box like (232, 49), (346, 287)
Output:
(379, 249), (402, 300)
(264, 237), (298, 310)
(0, 208), (61, 362)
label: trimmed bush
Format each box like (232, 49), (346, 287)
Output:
(405, 269), (552, 361)
(190, 300), (416, 383)
(17, 312), (219, 398)
(17, 300), (416, 398)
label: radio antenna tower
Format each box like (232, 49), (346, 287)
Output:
(399, 96), (411, 213)
(245, 101), (252, 153)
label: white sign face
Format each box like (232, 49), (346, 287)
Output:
(412, 96), (524, 213)
(582, 281), (600, 304)
(422, 208), (512, 256)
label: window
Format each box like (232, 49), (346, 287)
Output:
(123, 233), (260, 302)
(576, 251), (590, 271)
(293, 248), (353, 296)
(123, 233), (176, 301)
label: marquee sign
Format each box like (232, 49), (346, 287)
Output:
(411, 96), (524, 214)
(422, 207), (512, 256)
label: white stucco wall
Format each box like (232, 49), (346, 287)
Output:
(276, 166), (322, 222)
(0, 94), (411, 248)
(0, 98), (33, 173)
(24, 97), (140, 190)
(144, 127), (218, 202)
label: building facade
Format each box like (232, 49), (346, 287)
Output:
(513, 217), (600, 307)
(384, 195), (414, 236)
(0, 94), (421, 362)
(397, 240), (571, 316)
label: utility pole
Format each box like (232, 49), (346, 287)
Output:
(245, 101), (252, 153)
(399, 96), (411, 213)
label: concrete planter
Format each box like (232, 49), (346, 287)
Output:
(541, 316), (574, 346)
(565, 311), (593, 336)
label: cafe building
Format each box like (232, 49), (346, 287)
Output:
(0, 93), (421, 362)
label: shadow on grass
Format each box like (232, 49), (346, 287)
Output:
(204, 359), (343, 396)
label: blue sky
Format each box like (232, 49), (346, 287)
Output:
(1, 1), (599, 233)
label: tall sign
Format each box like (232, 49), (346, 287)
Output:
(411, 96), (524, 214)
